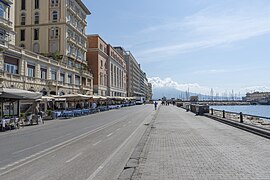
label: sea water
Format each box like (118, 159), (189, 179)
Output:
(210, 105), (270, 118)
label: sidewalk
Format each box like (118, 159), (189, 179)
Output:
(132, 105), (270, 180)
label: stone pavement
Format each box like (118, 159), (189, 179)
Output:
(132, 105), (270, 180)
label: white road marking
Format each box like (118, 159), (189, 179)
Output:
(65, 153), (82, 163)
(12, 134), (71, 154)
(0, 118), (124, 176)
(116, 128), (121, 131)
(93, 140), (102, 146)
(87, 112), (153, 180)
(107, 133), (113, 137)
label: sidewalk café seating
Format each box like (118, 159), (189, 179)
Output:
(61, 110), (74, 118)
(51, 111), (62, 119)
(73, 109), (83, 116)
(108, 105), (122, 110)
(89, 108), (98, 114)
(0, 117), (19, 131)
(82, 109), (90, 115)
(98, 106), (109, 112)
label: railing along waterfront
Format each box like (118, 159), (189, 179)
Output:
(209, 108), (270, 129)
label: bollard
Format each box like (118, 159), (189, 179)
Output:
(240, 112), (243, 123)
(211, 108), (213, 115)
(222, 110), (225, 118)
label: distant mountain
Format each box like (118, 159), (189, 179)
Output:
(153, 87), (202, 100)
(152, 87), (228, 100)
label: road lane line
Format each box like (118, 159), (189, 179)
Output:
(86, 111), (154, 180)
(0, 117), (125, 176)
(93, 140), (102, 146)
(12, 134), (72, 154)
(0, 107), (151, 176)
(65, 153), (82, 163)
(116, 128), (121, 131)
(107, 133), (113, 137)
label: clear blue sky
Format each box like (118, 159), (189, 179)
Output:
(83, 0), (270, 95)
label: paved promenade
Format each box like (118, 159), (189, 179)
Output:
(132, 105), (270, 180)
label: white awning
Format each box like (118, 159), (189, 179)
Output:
(0, 88), (42, 100)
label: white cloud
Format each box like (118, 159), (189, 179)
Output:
(240, 86), (270, 94)
(149, 77), (270, 96)
(138, 3), (270, 62)
(148, 77), (211, 94)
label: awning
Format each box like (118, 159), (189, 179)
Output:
(0, 88), (42, 100)
(53, 94), (92, 101)
(92, 95), (107, 100)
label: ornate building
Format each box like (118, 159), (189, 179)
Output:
(0, 0), (93, 96)
(9, 0), (93, 95)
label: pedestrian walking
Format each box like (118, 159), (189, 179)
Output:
(154, 101), (158, 110)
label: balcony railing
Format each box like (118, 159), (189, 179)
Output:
(0, 70), (92, 90)
(0, 16), (12, 28)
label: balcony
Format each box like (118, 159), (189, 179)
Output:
(66, 5), (87, 26)
(0, 16), (13, 30)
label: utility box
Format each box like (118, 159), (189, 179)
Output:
(190, 104), (209, 115)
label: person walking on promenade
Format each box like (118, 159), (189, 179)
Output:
(154, 101), (158, 110)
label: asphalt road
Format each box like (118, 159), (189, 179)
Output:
(0, 104), (155, 180)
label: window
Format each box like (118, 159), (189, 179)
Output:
(52, 11), (58, 22)
(33, 43), (39, 53)
(34, 12), (39, 24)
(51, 70), (57, 80)
(21, 0), (26, 10)
(68, 74), (72, 84)
(4, 63), (18, 74)
(35, 0), (39, 9)
(0, 4), (4, 18)
(40, 68), (47, 79)
(21, 13), (26, 25)
(68, 59), (73, 67)
(27, 64), (35, 77)
(100, 72), (103, 85)
(99, 44), (103, 51)
(50, 27), (59, 39)
(60, 73), (65, 83)
(20, 29), (25, 41)
(75, 75), (80, 85)
(100, 60), (103, 69)
(34, 29), (39, 40)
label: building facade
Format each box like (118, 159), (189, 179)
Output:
(115, 47), (152, 100)
(245, 92), (270, 104)
(87, 36), (127, 97)
(107, 45), (127, 97)
(87, 35), (108, 96)
(0, 0), (15, 47)
(11, 0), (93, 95)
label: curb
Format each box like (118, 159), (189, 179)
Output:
(205, 113), (270, 139)
(118, 105), (160, 180)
